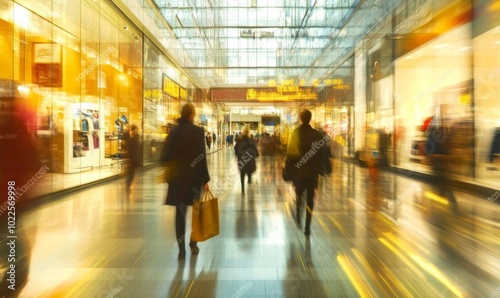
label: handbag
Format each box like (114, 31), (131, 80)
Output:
(282, 157), (296, 182)
(319, 146), (332, 176)
(191, 190), (220, 242)
(156, 163), (173, 183)
(155, 160), (180, 183)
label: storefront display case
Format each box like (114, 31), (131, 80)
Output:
(54, 102), (105, 173)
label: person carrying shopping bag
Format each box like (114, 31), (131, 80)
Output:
(160, 103), (210, 260)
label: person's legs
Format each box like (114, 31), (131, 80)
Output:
(248, 172), (252, 183)
(442, 176), (458, 214)
(188, 240), (199, 254)
(304, 182), (316, 235)
(126, 168), (135, 190)
(433, 164), (458, 214)
(295, 183), (305, 227)
(240, 171), (245, 193)
(175, 204), (188, 259)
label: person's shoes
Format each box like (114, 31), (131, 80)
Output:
(178, 250), (186, 260)
(189, 242), (199, 255)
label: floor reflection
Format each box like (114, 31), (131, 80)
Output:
(15, 148), (500, 297)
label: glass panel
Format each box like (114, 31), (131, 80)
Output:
(151, 0), (402, 87)
(395, 24), (473, 177)
(473, 24), (500, 186)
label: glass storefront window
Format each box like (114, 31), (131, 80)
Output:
(473, 25), (500, 187)
(0, 0), (144, 198)
(395, 24), (473, 177)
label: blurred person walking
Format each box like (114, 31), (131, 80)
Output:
(124, 124), (141, 191)
(284, 109), (331, 235)
(234, 125), (259, 194)
(160, 103), (210, 259)
(425, 116), (458, 213)
(206, 132), (212, 150)
(0, 90), (40, 296)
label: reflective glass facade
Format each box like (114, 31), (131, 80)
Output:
(1, 0), (499, 198)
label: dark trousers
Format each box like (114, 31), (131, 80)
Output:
(295, 179), (316, 231)
(175, 204), (197, 252)
(126, 167), (136, 189)
(431, 158), (458, 213)
(240, 171), (252, 192)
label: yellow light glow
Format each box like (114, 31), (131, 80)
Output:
(410, 255), (463, 298)
(337, 254), (374, 298)
(424, 191), (449, 205)
(13, 5), (29, 29)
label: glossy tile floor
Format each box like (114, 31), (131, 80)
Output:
(13, 148), (500, 297)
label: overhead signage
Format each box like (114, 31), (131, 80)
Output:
(180, 87), (187, 101)
(144, 89), (162, 99)
(246, 87), (317, 101)
(211, 87), (317, 102)
(162, 74), (180, 99)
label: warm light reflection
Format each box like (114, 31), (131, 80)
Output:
(13, 4), (29, 28)
(410, 255), (463, 298)
(424, 191), (449, 206)
(337, 254), (374, 298)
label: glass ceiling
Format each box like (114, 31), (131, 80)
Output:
(153, 0), (403, 88)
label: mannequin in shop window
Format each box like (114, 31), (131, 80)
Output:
(115, 115), (128, 136)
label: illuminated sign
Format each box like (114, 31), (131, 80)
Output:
(324, 79), (344, 86)
(162, 74), (180, 99)
(267, 79), (316, 87)
(211, 87), (317, 102)
(34, 43), (61, 63)
(211, 89), (247, 102)
(246, 87), (317, 101)
(144, 89), (162, 99)
(324, 78), (352, 90)
(180, 88), (187, 101)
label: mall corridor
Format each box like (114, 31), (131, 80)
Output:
(15, 148), (500, 297)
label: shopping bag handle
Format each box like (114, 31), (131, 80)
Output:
(200, 190), (215, 202)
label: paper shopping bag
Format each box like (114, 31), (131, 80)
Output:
(191, 190), (220, 242)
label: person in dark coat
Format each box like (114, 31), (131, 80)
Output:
(425, 118), (457, 213)
(490, 128), (500, 163)
(0, 94), (39, 295)
(234, 125), (259, 194)
(125, 124), (141, 191)
(285, 109), (330, 235)
(160, 103), (210, 259)
(205, 132), (212, 150)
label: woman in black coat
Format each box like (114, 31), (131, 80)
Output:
(160, 103), (210, 259)
(234, 125), (259, 194)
